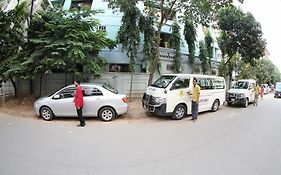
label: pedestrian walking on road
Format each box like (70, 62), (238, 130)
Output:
(189, 78), (201, 122)
(260, 85), (264, 100)
(74, 80), (85, 127)
(253, 83), (260, 106)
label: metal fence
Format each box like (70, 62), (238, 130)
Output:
(0, 81), (15, 105)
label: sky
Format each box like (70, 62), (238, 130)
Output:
(236, 0), (281, 71)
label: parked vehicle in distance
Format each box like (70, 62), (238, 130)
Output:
(226, 79), (256, 107)
(262, 84), (271, 94)
(34, 83), (128, 121)
(274, 82), (281, 98)
(142, 74), (226, 120)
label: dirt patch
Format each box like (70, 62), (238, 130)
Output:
(0, 96), (36, 118)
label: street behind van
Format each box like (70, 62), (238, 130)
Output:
(142, 74), (226, 120)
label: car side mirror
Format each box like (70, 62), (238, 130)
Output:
(53, 95), (61, 99)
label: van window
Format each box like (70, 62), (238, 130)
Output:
(171, 78), (190, 90)
(197, 78), (211, 90)
(276, 83), (281, 90)
(151, 75), (176, 88)
(213, 78), (225, 89)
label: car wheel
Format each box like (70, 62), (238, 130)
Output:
(211, 99), (220, 112)
(172, 104), (186, 120)
(98, 107), (116, 122)
(243, 98), (249, 108)
(227, 102), (232, 106)
(40, 106), (54, 121)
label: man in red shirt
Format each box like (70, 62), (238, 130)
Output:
(74, 80), (85, 127)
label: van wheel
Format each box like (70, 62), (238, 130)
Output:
(40, 106), (54, 121)
(98, 107), (116, 122)
(172, 104), (186, 120)
(211, 100), (220, 112)
(244, 98), (249, 108)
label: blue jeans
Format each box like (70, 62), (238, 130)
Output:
(191, 101), (199, 119)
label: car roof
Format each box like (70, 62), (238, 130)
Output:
(65, 83), (104, 88)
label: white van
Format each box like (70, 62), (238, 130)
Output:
(142, 74), (226, 120)
(226, 79), (256, 107)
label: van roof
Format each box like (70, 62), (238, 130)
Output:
(162, 74), (224, 79)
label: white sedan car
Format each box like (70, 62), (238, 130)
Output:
(34, 83), (128, 121)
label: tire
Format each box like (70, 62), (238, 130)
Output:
(243, 98), (249, 108)
(98, 107), (116, 122)
(211, 99), (220, 112)
(172, 104), (186, 120)
(40, 106), (54, 121)
(227, 102), (232, 106)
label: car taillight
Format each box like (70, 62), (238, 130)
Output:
(122, 97), (129, 103)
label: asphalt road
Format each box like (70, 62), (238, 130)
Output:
(0, 94), (281, 175)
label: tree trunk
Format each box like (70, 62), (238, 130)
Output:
(9, 76), (17, 98)
(148, 33), (161, 85)
(39, 73), (42, 97)
(129, 70), (133, 101)
(64, 71), (68, 86)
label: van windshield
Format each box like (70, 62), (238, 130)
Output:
(232, 81), (249, 89)
(151, 75), (176, 88)
(276, 83), (281, 90)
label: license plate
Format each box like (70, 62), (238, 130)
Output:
(231, 98), (235, 102)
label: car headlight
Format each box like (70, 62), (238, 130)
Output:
(237, 93), (245, 98)
(154, 97), (166, 104)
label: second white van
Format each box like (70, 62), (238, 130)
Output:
(142, 74), (226, 120)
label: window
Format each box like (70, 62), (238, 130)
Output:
(98, 25), (106, 32)
(166, 64), (174, 71)
(197, 78), (225, 90)
(70, 0), (92, 11)
(83, 87), (103, 96)
(109, 64), (131, 72)
(57, 87), (76, 98)
(171, 78), (190, 90)
(213, 78), (225, 89)
(197, 78), (207, 90)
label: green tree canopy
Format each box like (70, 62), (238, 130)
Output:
(15, 9), (115, 81)
(217, 6), (266, 65)
(107, 0), (243, 84)
(0, 2), (28, 97)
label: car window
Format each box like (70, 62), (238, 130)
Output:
(57, 87), (76, 98)
(83, 87), (103, 96)
(171, 78), (189, 90)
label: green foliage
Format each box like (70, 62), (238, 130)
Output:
(253, 59), (281, 84)
(17, 9), (115, 80)
(0, 2), (28, 80)
(183, 17), (196, 68)
(204, 29), (213, 69)
(170, 22), (181, 73)
(108, 0), (242, 84)
(115, 0), (141, 71)
(217, 6), (266, 64)
(199, 41), (209, 74)
(139, 14), (157, 73)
